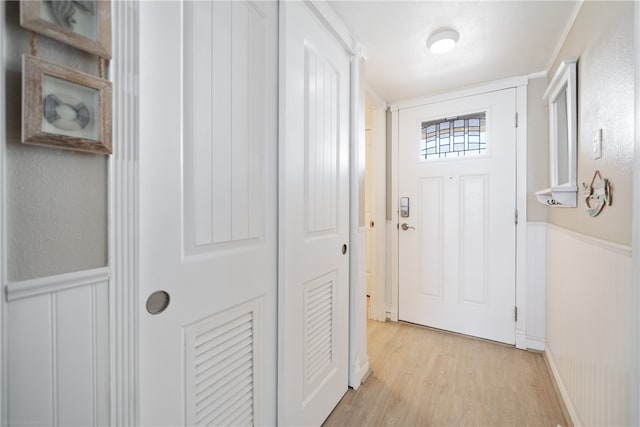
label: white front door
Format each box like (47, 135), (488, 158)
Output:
(280, 2), (351, 425)
(398, 89), (517, 344)
(138, 1), (278, 424)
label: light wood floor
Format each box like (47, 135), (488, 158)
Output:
(323, 320), (569, 427)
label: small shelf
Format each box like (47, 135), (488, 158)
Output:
(535, 186), (578, 207)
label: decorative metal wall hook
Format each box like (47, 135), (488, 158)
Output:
(581, 170), (611, 217)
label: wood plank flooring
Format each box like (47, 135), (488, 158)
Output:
(324, 320), (569, 426)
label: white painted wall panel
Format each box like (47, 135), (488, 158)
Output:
(526, 222), (546, 350)
(57, 283), (109, 426)
(8, 294), (53, 426)
(56, 285), (95, 425)
(546, 225), (632, 425)
(7, 274), (110, 426)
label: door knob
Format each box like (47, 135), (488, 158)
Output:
(401, 223), (415, 231)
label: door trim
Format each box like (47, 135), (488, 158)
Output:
(389, 77), (529, 350)
(632, 3), (640, 423)
(110, 1), (139, 424)
(0, 2), (7, 422)
(349, 54), (370, 389)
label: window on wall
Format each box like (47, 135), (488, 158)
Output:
(421, 112), (486, 160)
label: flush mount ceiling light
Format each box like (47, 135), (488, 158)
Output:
(427, 29), (460, 54)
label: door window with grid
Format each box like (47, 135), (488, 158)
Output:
(421, 112), (486, 160)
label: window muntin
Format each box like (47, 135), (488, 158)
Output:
(420, 112), (486, 160)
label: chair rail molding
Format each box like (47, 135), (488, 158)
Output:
(6, 267), (110, 301)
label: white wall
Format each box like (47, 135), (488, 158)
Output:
(365, 92), (387, 322)
(545, 225), (633, 425)
(525, 223), (546, 351)
(1, 2), (139, 424)
(540, 3), (637, 425)
(633, 3), (640, 424)
(1, 1), (115, 424)
(6, 270), (110, 426)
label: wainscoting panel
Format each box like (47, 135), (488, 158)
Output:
(526, 222), (546, 350)
(545, 225), (632, 425)
(6, 268), (110, 426)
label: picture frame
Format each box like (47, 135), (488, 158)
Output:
(21, 0), (112, 59)
(22, 55), (112, 155)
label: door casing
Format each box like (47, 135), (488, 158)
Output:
(389, 77), (529, 349)
(397, 88), (517, 344)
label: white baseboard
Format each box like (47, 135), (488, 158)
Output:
(386, 306), (398, 321)
(349, 358), (370, 390)
(544, 344), (582, 426)
(526, 336), (545, 351)
(515, 330), (527, 350)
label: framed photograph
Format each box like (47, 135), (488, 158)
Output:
(22, 55), (112, 155)
(21, 0), (112, 59)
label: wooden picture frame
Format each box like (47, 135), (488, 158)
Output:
(22, 55), (112, 155)
(21, 0), (112, 59)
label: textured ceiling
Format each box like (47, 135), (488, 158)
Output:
(328, 1), (580, 102)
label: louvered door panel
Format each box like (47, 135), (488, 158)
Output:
(185, 301), (261, 426)
(303, 273), (336, 402)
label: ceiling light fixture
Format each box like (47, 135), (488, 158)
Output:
(427, 29), (459, 54)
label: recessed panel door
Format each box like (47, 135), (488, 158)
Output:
(138, 1), (278, 424)
(398, 89), (517, 344)
(280, 2), (351, 425)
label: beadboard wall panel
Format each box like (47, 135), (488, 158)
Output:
(526, 222), (546, 350)
(546, 224), (632, 425)
(6, 270), (110, 426)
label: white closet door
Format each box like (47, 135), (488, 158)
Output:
(138, 1), (278, 424)
(279, 2), (351, 425)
